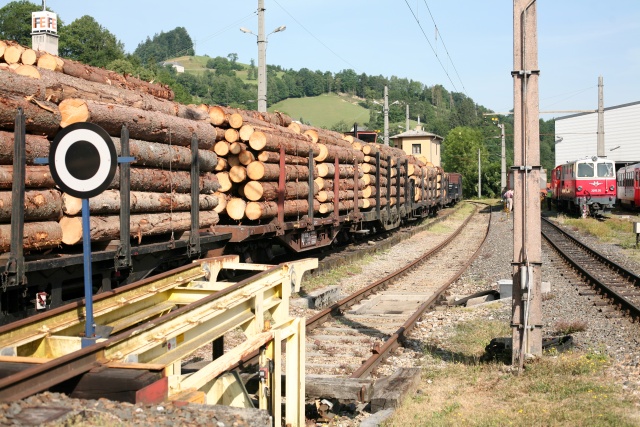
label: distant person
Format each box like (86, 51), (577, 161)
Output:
(504, 189), (514, 212)
(546, 187), (553, 210)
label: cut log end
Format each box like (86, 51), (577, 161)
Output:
(59, 98), (89, 128)
(248, 131), (267, 151)
(59, 216), (83, 245)
(226, 197), (247, 220)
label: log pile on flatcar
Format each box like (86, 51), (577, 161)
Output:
(0, 40), (461, 322)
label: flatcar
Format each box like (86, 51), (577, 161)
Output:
(0, 107), (461, 324)
(550, 156), (616, 217)
(616, 163), (640, 208)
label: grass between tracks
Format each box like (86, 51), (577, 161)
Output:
(553, 213), (640, 266)
(383, 314), (640, 427)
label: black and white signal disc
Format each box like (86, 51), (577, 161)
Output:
(49, 123), (117, 199)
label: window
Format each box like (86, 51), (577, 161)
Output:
(577, 162), (594, 177)
(597, 162), (614, 178)
(412, 144), (421, 154)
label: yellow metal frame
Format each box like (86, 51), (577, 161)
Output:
(0, 256), (316, 427)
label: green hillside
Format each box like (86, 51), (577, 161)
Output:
(269, 93), (370, 129)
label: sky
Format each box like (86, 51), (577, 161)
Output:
(7, 1), (640, 121)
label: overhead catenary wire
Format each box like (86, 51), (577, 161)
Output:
(421, 0), (468, 96)
(272, 0), (359, 71)
(403, 0), (460, 94)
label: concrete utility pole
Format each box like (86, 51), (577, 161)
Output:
(383, 86), (390, 146)
(499, 123), (506, 191)
(241, 1), (285, 113)
(597, 75), (605, 157)
(406, 104), (410, 132)
(257, 0), (267, 113)
(478, 148), (482, 198)
(512, 0), (542, 368)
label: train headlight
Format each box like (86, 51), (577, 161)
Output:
(609, 185), (615, 191)
(577, 186), (583, 191)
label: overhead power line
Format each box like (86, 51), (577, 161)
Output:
(272, 0), (358, 71)
(402, 0), (459, 93)
(421, 0), (468, 95)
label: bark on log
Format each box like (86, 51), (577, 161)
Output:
(59, 210), (219, 245)
(256, 151), (308, 165)
(62, 191), (219, 216)
(0, 94), (61, 137)
(316, 190), (363, 203)
(61, 58), (174, 100)
(0, 131), (50, 165)
(242, 180), (318, 202)
(316, 163), (363, 179)
(248, 131), (319, 157)
(317, 178), (366, 192)
(105, 167), (220, 194)
(0, 189), (62, 222)
(58, 99), (224, 149)
(209, 106), (291, 128)
(110, 137), (218, 172)
(36, 69), (208, 120)
(0, 165), (54, 189)
(246, 161), (312, 181)
(318, 199), (364, 214)
(244, 199), (320, 220)
(314, 143), (364, 163)
(0, 221), (62, 252)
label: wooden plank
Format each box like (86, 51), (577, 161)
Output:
(370, 367), (421, 413)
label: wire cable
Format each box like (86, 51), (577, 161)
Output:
(403, 0), (459, 93)
(421, 1), (468, 95)
(272, 0), (359, 71)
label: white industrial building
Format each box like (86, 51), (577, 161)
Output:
(555, 101), (640, 169)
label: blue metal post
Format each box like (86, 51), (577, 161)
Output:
(82, 198), (95, 341)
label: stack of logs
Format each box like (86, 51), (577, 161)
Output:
(0, 39), (442, 253)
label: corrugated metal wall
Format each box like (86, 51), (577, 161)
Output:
(555, 102), (640, 167)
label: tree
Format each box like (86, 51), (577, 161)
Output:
(442, 126), (489, 197)
(59, 15), (124, 67)
(248, 58), (257, 80)
(0, 1), (44, 46)
(133, 27), (194, 64)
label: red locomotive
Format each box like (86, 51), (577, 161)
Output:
(550, 156), (616, 217)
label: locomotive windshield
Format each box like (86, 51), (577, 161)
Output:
(577, 162), (594, 177)
(576, 161), (615, 178)
(597, 162), (615, 178)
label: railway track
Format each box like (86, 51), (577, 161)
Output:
(304, 202), (492, 379)
(541, 218), (640, 322)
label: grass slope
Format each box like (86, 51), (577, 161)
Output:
(269, 93), (370, 129)
(166, 56), (371, 129)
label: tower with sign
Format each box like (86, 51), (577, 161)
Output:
(31, 1), (58, 55)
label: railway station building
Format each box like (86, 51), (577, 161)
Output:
(555, 101), (640, 170)
(390, 124), (443, 168)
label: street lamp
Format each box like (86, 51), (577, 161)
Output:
(240, 1), (285, 113)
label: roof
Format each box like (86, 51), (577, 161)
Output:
(555, 100), (640, 121)
(390, 128), (443, 140)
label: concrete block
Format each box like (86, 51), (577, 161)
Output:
(466, 293), (497, 307)
(542, 281), (551, 294)
(497, 279), (513, 299)
(291, 285), (341, 309)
